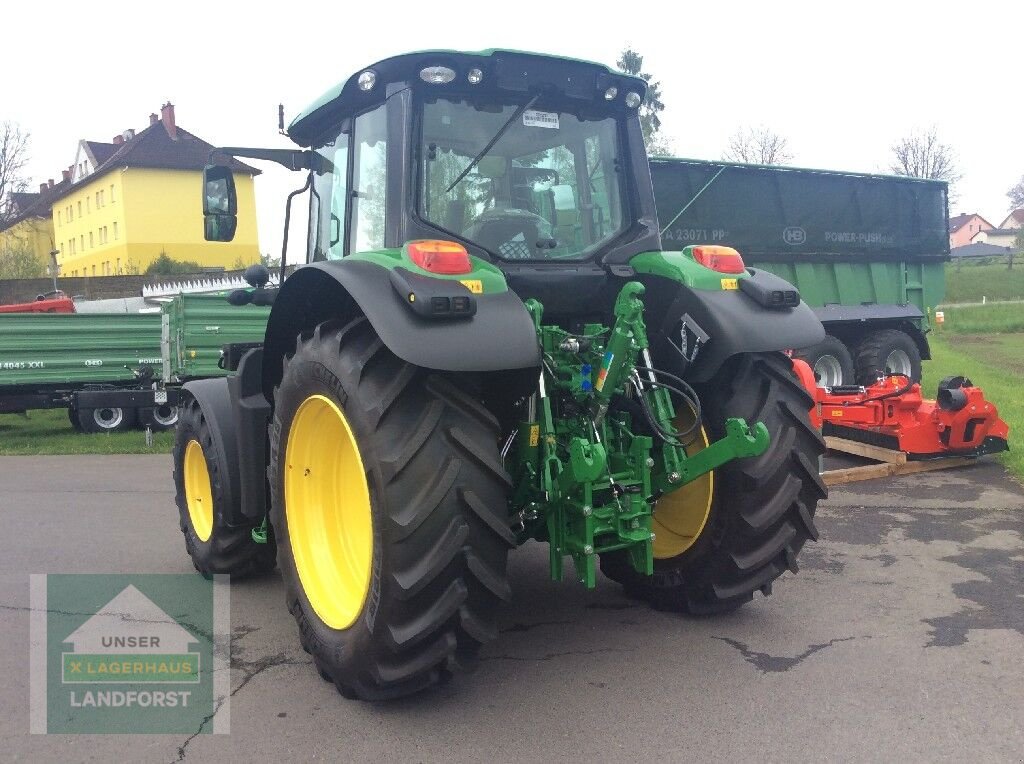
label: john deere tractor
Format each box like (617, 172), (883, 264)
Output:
(174, 50), (827, 700)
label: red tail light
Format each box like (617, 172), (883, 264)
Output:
(406, 240), (473, 275)
(687, 245), (746, 274)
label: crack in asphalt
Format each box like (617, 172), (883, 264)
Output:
(714, 636), (857, 673)
(500, 619), (575, 633)
(481, 646), (634, 663)
(0, 603), (215, 643)
(173, 632), (312, 762)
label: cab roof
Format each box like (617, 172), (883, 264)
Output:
(287, 49), (647, 146)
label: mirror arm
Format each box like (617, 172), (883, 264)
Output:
(280, 171), (314, 283)
(208, 147), (313, 172)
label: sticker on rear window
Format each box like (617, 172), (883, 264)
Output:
(523, 110), (559, 129)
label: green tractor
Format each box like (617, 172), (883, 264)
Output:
(174, 50), (827, 700)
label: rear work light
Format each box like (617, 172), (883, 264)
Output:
(406, 240), (473, 275)
(685, 245), (746, 274)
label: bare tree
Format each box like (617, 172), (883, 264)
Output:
(1007, 175), (1024, 211)
(0, 122), (32, 227)
(888, 127), (961, 186)
(724, 126), (793, 165)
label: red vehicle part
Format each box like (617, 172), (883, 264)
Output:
(0, 292), (75, 314)
(791, 359), (1009, 459)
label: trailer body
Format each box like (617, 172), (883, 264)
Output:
(0, 293), (270, 427)
(650, 158), (949, 385)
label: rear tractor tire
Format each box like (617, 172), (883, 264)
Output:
(172, 395), (277, 577)
(269, 318), (513, 701)
(601, 352), (827, 614)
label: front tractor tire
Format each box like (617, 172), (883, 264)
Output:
(172, 396), (277, 578)
(269, 318), (513, 701)
(602, 352), (827, 613)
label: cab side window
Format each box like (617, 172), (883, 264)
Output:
(350, 104), (388, 253)
(310, 135), (349, 261)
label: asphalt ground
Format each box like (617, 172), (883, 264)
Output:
(2, 454), (1022, 762)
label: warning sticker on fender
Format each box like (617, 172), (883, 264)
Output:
(523, 110), (559, 129)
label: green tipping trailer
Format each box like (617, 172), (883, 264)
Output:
(0, 293), (270, 433)
(162, 294), (272, 381)
(650, 158), (949, 386)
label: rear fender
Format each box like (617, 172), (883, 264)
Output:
(261, 260), (541, 401)
(649, 269), (825, 382)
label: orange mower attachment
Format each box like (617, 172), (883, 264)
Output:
(791, 359), (1010, 460)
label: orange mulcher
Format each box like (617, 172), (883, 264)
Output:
(792, 359), (1009, 460)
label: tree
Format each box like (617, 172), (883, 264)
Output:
(0, 122), (31, 227)
(1007, 175), (1024, 211)
(888, 127), (961, 192)
(616, 49), (666, 154)
(144, 251), (204, 276)
(724, 126), (793, 165)
(0, 241), (45, 279)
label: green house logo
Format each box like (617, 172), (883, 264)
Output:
(61, 585), (201, 687)
(31, 574), (229, 735)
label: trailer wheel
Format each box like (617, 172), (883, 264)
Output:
(172, 395), (276, 577)
(854, 329), (922, 385)
(601, 352), (826, 613)
(794, 335), (854, 387)
(139, 404), (179, 431)
(269, 318), (512, 701)
(77, 406), (137, 434)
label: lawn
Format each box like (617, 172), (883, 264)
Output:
(921, 332), (1023, 480)
(937, 302), (1024, 334)
(943, 260), (1024, 304)
(0, 408), (174, 455)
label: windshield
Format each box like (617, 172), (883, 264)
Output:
(419, 96), (626, 261)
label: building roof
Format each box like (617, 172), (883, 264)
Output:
(949, 212), (992, 233)
(1000, 209), (1024, 228)
(978, 228), (1019, 237)
(950, 242), (1012, 258)
(47, 113), (259, 205)
(84, 140), (119, 166)
(1, 180), (71, 231)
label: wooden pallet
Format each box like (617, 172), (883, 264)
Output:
(821, 436), (976, 487)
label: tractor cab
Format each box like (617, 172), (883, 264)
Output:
(205, 50), (660, 295)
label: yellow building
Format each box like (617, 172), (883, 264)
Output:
(50, 103), (260, 277)
(0, 182), (66, 273)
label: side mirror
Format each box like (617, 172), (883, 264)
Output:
(203, 164), (238, 242)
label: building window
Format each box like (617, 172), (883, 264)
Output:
(116, 257), (121, 273)
(91, 265), (96, 276)
(86, 197), (91, 214)
(80, 235), (84, 251)
(77, 201), (82, 217)
(89, 231), (94, 248)
(57, 210), (62, 225)
(68, 205), (73, 222)
(110, 184), (115, 203)
(113, 222), (119, 240)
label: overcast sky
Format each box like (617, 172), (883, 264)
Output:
(6, 0), (1022, 256)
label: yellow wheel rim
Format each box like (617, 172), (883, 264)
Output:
(652, 410), (715, 560)
(284, 394), (373, 631)
(183, 440), (214, 542)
